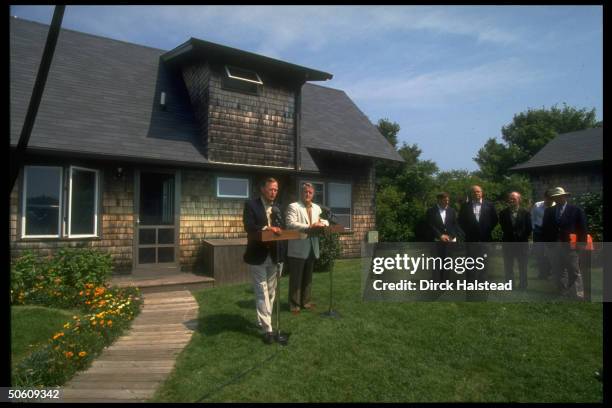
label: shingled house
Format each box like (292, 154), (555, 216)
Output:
(510, 127), (603, 200)
(9, 17), (402, 278)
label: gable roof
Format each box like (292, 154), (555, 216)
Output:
(510, 127), (603, 171)
(10, 17), (402, 170)
(301, 84), (403, 164)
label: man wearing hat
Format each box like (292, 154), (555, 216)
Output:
(541, 187), (588, 299)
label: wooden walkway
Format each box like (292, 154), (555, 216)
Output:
(58, 290), (199, 403)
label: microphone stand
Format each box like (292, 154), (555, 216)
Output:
(272, 206), (288, 345)
(320, 208), (341, 319)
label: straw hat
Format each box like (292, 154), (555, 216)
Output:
(547, 187), (571, 197)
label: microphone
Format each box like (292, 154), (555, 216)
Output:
(320, 205), (338, 225)
(271, 205), (283, 228)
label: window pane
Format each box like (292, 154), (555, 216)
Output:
(328, 183), (351, 208)
(139, 248), (156, 264)
(139, 229), (156, 245)
(25, 166), (61, 236)
(158, 247), (175, 263)
(140, 173), (174, 225)
(158, 228), (175, 244)
(328, 182), (351, 229)
(70, 169), (96, 235)
(218, 178), (248, 197)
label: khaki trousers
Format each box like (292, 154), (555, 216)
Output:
(250, 255), (283, 333)
(288, 250), (315, 310)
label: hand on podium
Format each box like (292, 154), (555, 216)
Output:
(268, 226), (282, 235)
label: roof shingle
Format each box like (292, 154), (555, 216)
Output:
(511, 127), (602, 171)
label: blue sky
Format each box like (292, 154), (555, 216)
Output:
(10, 5), (603, 171)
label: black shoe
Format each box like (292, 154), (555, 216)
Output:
(263, 332), (274, 345)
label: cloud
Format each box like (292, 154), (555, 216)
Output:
(333, 57), (551, 109)
(13, 6), (524, 56)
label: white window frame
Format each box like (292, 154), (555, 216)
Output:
(224, 65), (263, 85)
(21, 165), (63, 238)
(327, 182), (352, 230)
(216, 177), (250, 199)
(67, 166), (100, 238)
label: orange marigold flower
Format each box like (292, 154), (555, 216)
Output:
(107, 320), (113, 326)
(65, 351), (74, 358)
(78, 351), (87, 357)
(52, 332), (64, 340)
(99, 320), (105, 326)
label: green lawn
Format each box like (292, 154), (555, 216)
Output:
(152, 259), (603, 402)
(11, 305), (81, 367)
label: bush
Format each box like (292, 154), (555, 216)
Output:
(573, 192), (603, 242)
(314, 229), (341, 272)
(11, 248), (112, 308)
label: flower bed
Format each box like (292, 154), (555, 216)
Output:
(11, 250), (143, 387)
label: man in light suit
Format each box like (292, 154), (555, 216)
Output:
(285, 183), (329, 314)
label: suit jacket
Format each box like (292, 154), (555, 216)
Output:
(286, 201), (329, 259)
(243, 197), (285, 265)
(425, 205), (463, 242)
(541, 203), (587, 243)
(498, 207), (532, 242)
(458, 200), (499, 242)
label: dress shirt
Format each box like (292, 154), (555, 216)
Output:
(260, 197), (272, 229)
(531, 200), (555, 228)
(472, 200), (482, 222)
(437, 205), (447, 224)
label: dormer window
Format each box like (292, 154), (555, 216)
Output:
(222, 65), (262, 95)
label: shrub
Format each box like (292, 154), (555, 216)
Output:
(573, 192), (603, 242)
(11, 248), (112, 308)
(314, 229), (341, 272)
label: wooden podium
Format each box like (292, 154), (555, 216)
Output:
(248, 224), (348, 323)
(248, 224), (348, 242)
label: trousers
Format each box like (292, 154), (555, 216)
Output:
(250, 255), (283, 333)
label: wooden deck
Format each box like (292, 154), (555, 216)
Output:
(58, 290), (199, 403)
(111, 270), (215, 294)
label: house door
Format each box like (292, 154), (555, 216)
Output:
(135, 170), (179, 269)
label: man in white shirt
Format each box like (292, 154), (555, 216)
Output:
(531, 189), (555, 279)
(285, 183), (329, 314)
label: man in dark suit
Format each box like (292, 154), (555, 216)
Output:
(458, 185), (498, 290)
(498, 192), (532, 289)
(425, 192), (463, 283)
(541, 187), (587, 299)
(243, 177), (286, 344)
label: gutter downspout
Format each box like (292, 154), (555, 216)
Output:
(294, 80), (303, 172)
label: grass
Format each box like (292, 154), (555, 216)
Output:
(151, 258), (602, 403)
(11, 305), (81, 367)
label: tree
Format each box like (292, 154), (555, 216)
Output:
(376, 118), (400, 148)
(475, 103), (599, 180)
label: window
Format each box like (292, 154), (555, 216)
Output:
(328, 182), (352, 229)
(22, 166), (63, 238)
(21, 165), (101, 239)
(217, 177), (249, 199)
(222, 65), (262, 95)
(225, 66), (263, 84)
(68, 166), (99, 237)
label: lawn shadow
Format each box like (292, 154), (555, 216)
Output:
(235, 299), (292, 312)
(198, 313), (259, 338)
